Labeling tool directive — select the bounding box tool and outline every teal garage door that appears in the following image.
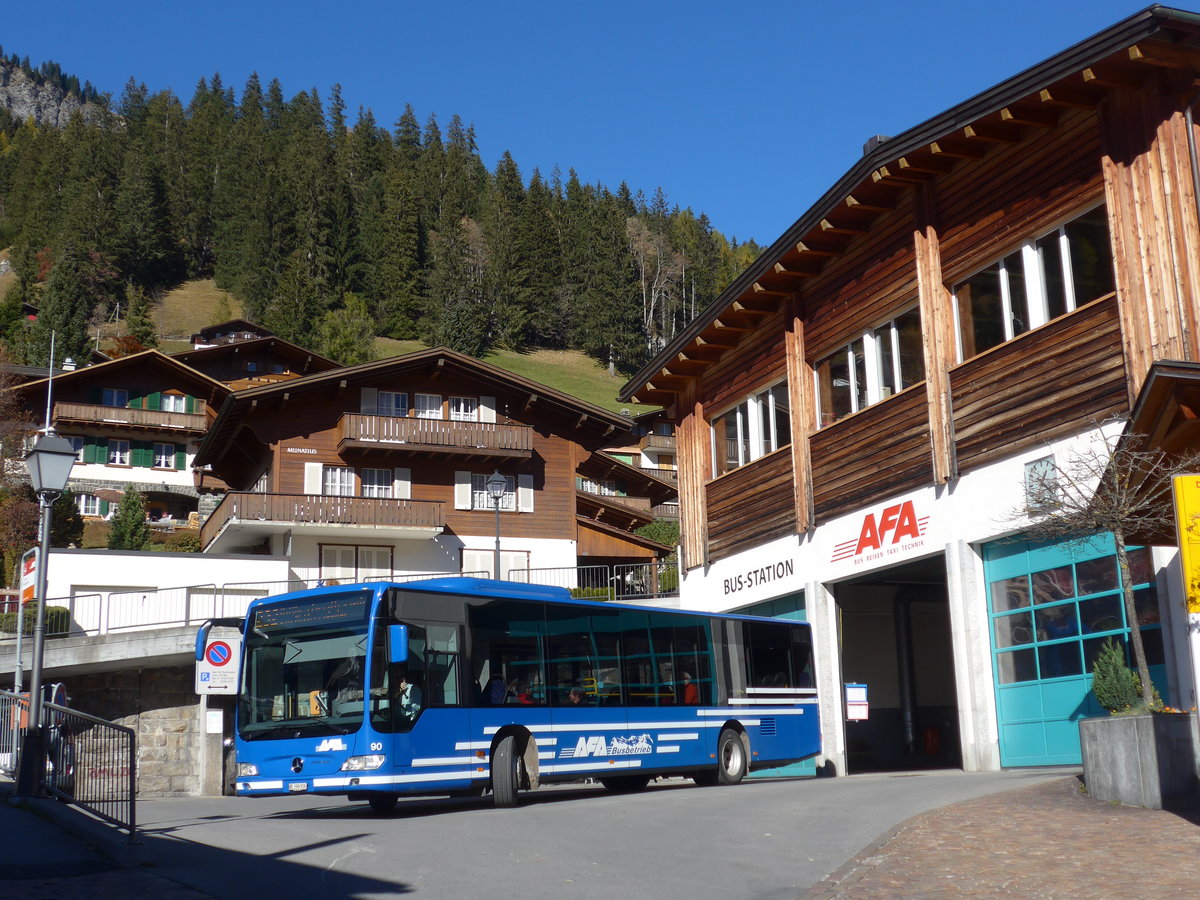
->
[984,535,1166,767]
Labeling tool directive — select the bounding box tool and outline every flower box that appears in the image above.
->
[1079,712,1198,808]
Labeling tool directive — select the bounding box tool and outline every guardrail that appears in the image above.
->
[1,689,138,843]
[511,562,680,602]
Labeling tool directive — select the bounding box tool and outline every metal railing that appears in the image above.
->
[1,690,137,842]
[511,561,680,602]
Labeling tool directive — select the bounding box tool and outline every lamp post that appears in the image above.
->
[15,431,77,796]
[485,471,507,580]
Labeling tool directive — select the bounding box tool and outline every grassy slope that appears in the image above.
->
[145,281,641,413]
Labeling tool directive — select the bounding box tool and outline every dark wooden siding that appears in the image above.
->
[701,308,789,415]
[950,294,1127,472]
[809,384,933,521]
[705,447,795,562]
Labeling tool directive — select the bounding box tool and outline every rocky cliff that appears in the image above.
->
[0,60,102,127]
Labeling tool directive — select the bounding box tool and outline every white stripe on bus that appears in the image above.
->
[656,732,699,741]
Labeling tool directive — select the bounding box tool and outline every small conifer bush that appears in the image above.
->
[1092,638,1140,713]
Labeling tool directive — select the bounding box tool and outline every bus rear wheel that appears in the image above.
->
[600,774,651,792]
[491,734,523,808]
[367,793,398,813]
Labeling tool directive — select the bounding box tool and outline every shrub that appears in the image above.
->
[0,603,71,637]
[164,531,202,553]
[1092,638,1140,713]
[570,586,613,601]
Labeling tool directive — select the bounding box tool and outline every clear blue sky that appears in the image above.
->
[1,1,1169,244]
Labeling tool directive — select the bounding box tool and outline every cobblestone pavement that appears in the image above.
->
[805,775,1200,899]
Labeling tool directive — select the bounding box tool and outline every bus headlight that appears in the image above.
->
[341,755,386,771]
[236,762,260,777]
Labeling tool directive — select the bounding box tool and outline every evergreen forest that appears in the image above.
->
[0,60,763,372]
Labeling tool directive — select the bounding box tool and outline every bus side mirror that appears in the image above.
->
[195,621,213,660]
[387,624,408,664]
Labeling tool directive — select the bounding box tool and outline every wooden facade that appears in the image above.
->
[195,348,671,564]
[620,9,1200,568]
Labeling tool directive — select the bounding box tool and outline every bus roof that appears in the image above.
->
[244,577,809,627]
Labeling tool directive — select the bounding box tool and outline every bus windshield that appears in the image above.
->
[239,590,372,741]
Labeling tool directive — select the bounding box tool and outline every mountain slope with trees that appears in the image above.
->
[0,56,762,374]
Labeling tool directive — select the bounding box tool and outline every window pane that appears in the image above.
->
[1078,594,1122,634]
[415,394,441,419]
[1035,604,1079,641]
[1133,586,1161,627]
[957,265,1005,357]
[1140,627,1165,666]
[770,384,790,450]
[851,337,868,412]
[1076,557,1117,596]
[1038,641,1082,679]
[894,307,924,388]
[361,468,392,498]
[991,576,1030,611]
[378,391,408,417]
[1039,231,1069,320]
[1126,547,1153,586]
[1065,207,1114,305]
[1031,566,1074,604]
[828,351,853,421]
[1004,251,1029,336]
[994,612,1033,648]
[323,467,355,497]
[997,648,1037,684]
[875,321,897,396]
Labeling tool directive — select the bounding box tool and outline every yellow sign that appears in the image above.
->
[1172,475,1200,614]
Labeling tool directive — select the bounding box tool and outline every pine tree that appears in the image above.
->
[424,212,490,356]
[107,488,151,550]
[125,284,157,347]
[32,244,110,365]
[483,152,531,350]
[316,293,377,365]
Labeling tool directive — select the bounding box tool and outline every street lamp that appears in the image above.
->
[15,431,77,796]
[485,471,507,580]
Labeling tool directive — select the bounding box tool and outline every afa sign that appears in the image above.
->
[831,500,929,566]
[195,636,241,695]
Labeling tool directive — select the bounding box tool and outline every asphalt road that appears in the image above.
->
[122,769,1068,899]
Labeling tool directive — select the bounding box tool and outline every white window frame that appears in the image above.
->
[816,307,922,426]
[450,396,478,422]
[320,543,393,582]
[153,442,176,469]
[378,390,408,417]
[415,393,442,419]
[108,439,130,466]
[322,465,355,497]
[76,493,100,516]
[471,473,516,511]
[953,202,1110,362]
[711,379,790,476]
[160,394,187,413]
[360,467,393,498]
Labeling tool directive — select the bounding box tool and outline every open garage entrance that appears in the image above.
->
[834,555,960,773]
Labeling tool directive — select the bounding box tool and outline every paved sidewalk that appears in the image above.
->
[805,776,1200,899]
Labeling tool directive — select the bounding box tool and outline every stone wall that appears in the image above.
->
[71,665,203,797]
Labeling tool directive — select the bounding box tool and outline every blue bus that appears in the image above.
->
[197,577,821,811]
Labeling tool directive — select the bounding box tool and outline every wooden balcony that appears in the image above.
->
[338,413,533,459]
[54,401,207,434]
[201,492,445,551]
[639,432,676,452]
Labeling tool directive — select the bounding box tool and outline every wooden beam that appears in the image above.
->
[749,284,788,299]
[1000,105,1057,127]
[872,165,927,186]
[1128,41,1200,70]
[898,155,953,175]
[712,318,753,333]
[736,295,777,312]
[1038,86,1097,109]
[681,344,728,360]
[695,333,740,348]
[930,139,988,159]
[963,123,1022,144]
[794,241,842,258]
[1082,65,1143,89]
[845,193,894,213]
[819,218,867,236]
[773,261,820,278]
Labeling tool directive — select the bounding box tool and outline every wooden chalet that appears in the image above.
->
[171,335,342,389]
[620,6,1200,774]
[194,347,672,584]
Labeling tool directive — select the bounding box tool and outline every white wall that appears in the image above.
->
[46,549,290,600]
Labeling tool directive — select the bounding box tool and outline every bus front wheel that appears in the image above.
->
[367,793,398,813]
[695,728,747,786]
[491,734,522,808]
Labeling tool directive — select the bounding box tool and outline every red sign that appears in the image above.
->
[19,549,37,604]
[832,501,929,563]
[205,641,233,667]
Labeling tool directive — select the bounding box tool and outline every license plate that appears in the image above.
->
[288,783,308,792]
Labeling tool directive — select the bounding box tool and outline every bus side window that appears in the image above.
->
[744,621,799,688]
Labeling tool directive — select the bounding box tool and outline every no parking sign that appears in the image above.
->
[195,636,242,695]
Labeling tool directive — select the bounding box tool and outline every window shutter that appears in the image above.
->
[133,441,153,467]
[128,395,143,409]
[175,447,187,471]
[146,392,161,411]
[479,395,497,423]
[518,474,534,512]
[185,395,197,414]
[360,387,378,414]
[454,471,472,509]
[303,462,324,495]
[393,467,411,500]
[99,499,110,516]
[82,439,98,464]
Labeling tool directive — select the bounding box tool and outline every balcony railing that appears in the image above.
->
[201,492,445,547]
[639,433,676,451]
[339,414,533,457]
[54,401,206,433]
